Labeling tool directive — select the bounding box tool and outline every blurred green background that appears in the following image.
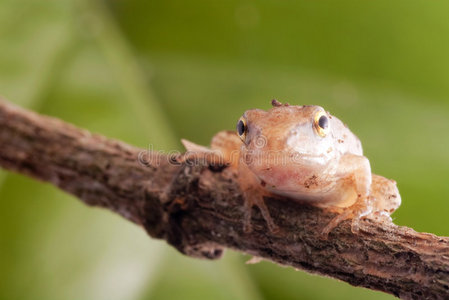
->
[1,0,448,299]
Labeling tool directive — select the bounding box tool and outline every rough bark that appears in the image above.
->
[0,99,448,299]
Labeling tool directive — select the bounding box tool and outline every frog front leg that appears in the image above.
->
[238,160,279,233]
[212,131,278,232]
[322,154,373,236]
[180,131,278,233]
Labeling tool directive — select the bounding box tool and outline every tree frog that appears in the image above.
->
[181,100,401,235]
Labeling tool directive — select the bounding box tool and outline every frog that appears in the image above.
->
[180,100,401,235]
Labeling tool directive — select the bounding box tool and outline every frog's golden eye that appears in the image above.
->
[314,111,330,137]
[236,117,247,142]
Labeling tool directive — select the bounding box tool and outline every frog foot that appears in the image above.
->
[178,139,226,166]
[321,196,373,238]
[243,189,279,233]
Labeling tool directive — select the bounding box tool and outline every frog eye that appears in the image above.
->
[236,117,247,142]
[314,111,330,137]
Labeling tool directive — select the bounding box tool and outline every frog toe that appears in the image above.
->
[243,191,279,233]
[321,199,373,237]
[321,209,353,238]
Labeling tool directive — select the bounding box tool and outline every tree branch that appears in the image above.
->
[0,99,448,299]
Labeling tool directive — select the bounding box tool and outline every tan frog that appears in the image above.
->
[181,100,401,235]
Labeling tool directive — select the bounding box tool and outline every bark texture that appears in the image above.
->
[0,99,448,299]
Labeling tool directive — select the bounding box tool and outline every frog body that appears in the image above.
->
[182,100,401,234]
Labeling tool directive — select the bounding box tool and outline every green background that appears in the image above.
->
[1,0,448,299]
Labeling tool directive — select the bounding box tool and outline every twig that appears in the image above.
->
[0,99,448,299]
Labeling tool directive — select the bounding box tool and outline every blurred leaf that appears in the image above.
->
[142,251,262,300]
[0,0,73,107]
[75,0,178,150]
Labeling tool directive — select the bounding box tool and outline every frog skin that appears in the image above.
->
[181,100,401,235]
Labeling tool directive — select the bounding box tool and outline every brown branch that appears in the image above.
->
[0,99,448,299]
